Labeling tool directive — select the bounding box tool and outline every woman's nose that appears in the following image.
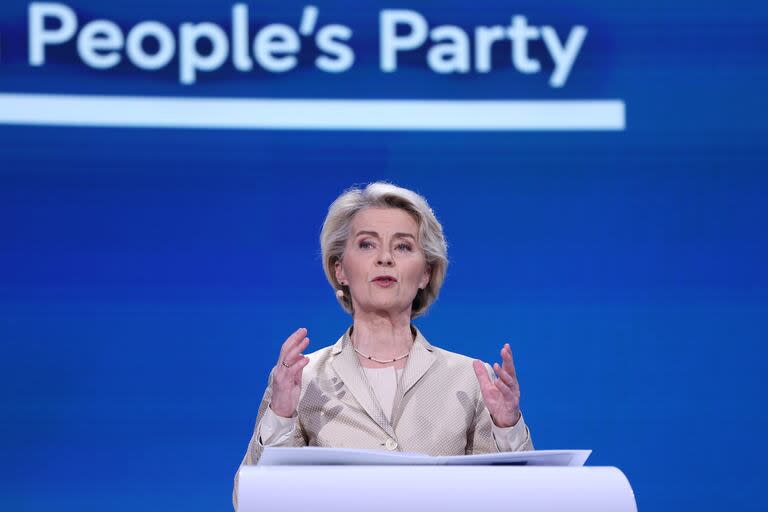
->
[377,250,394,266]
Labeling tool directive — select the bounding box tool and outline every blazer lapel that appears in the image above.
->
[330,328,396,438]
[391,327,436,425]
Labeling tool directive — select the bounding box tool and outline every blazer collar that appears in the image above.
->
[330,325,437,436]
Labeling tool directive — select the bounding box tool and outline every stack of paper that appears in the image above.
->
[259,446,590,466]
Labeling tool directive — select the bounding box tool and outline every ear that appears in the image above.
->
[419,264,431,290]
[334,259,346,284]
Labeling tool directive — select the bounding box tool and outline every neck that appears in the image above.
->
[350,313,414,365]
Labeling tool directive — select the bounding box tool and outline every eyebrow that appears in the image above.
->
[354,230,416,240]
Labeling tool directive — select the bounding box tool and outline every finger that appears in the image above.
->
[278,327,308,362]
[501,343,517,378]
[472,360,493,391]
[492,374,518,402]
[282,337,310,366]
[493,362,519,390]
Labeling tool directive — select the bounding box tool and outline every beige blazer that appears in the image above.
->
[233,326,533,509]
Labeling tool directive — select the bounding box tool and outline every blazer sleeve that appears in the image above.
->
[465,363,534,454]
[232,369,307,511]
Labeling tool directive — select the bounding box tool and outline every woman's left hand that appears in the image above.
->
[472,343,521,428]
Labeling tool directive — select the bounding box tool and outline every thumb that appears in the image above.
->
[473,360,492,390]
[292,356,310,383]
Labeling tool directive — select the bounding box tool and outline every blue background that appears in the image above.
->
[1,1,766,510]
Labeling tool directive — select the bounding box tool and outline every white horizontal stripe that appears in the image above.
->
[0,94,625,130]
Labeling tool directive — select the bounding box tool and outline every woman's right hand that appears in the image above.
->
[269,327,311,418]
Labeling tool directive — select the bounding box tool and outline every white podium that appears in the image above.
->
[238,465,637,512]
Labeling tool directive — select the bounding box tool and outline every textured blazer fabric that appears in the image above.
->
[233,326,534,509]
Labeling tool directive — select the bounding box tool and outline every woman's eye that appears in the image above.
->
[358,240,412,251]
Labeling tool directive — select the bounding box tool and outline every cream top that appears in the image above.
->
[361,366,404,422]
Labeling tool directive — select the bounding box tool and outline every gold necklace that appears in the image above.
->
[352,345,411,364]
[353,346,410,364]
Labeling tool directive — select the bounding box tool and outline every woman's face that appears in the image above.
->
[335,207,431,317]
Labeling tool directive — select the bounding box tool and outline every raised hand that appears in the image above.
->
[472,343,521,428]
[269,327,311,418]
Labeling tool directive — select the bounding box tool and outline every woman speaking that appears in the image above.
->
[233,182,533,508]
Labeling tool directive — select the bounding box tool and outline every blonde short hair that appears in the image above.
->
[320,182,448,319]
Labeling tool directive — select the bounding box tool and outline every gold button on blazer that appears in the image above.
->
[233,326,533,509]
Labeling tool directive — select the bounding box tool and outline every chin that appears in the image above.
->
[360,301,407,313]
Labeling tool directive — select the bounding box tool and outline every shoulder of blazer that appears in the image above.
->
[429,344,482,371]
[300,342,336,375]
